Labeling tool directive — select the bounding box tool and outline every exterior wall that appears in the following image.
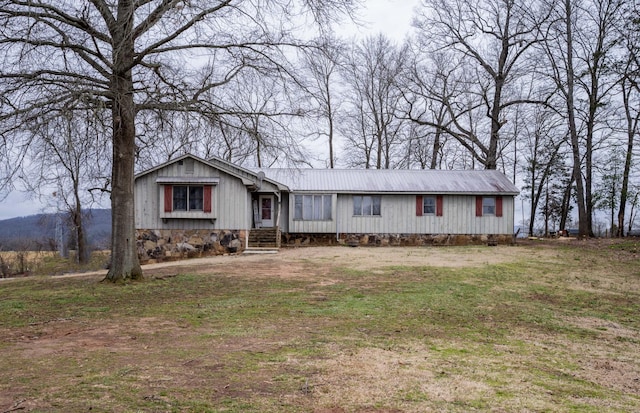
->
[348,194,514,235]
[278,193,290,232]
[135,159,251,230]
[136,228,245,263]
[288,194,515,235]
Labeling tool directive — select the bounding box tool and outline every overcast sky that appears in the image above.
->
[341,0,418,41]
[0,1,419,221]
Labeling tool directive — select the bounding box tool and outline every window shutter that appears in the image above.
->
[416,195,423,216]
[436,195,443,216]
[496,196,503,217]
[476,196,483,217]
[164,186,173,213]
[203,185,212,213]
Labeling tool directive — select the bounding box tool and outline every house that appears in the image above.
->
[134,154,519,260]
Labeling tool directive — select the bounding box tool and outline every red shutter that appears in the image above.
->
[496,196,503,217]
[203,185,212,213]
[436,195,443,216]
[476,196,483,217]
[416,195,423,216]
[164,185,173,213]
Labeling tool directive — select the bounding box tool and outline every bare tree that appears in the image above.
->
[541,0,627,237]
[300,36,347,168]
[341,34,409,169]
[574,0,625,236]
[541,0,589,236]
[521,104,568,236]
[0,1,357,282]
[616,5,640,236]
[413,0,554,170]
[22,109,110,263]
[402,49,464,169]
[135,110,204,170]
[214,70,311,168]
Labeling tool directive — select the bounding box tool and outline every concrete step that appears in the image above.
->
[243,248,279,255]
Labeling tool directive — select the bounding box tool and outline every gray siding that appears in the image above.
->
[278,193,290,232]
[135,159,252,230]
[331,194,514,235]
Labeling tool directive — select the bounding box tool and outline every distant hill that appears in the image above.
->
[0,209,111,251]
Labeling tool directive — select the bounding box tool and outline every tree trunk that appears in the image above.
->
[73,183,88,264]
[618,79,637,236]
[326,76,335,169]
[430,128,441,170]
[487,72,505,171]
[559,170,575,232]
[564,0,588,237]
[106,0,142,282]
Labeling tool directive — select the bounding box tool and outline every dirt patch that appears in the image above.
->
[47,244,558,282]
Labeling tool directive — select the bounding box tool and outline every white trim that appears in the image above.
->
[156,176,220,184]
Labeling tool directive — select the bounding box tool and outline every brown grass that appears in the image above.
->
[1,240,639,412]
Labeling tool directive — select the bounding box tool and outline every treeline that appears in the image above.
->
[0,210,111,252]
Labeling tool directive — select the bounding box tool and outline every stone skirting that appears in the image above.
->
[136,229,245,263]
[282,233,515,247]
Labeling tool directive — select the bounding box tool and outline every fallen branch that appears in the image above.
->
[2,399,26,413]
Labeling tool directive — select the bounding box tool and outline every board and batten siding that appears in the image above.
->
[279,193,290,232]
[135,160,251,230]
[330,194,514,235]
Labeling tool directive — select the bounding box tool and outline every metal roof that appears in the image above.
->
[259,168,520,195]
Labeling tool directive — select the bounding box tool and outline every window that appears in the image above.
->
[416,195,443,216]
[294,194,332,220]
[482,196,496,215]
[173,185,203,211]
[353,195,381,216]
[164,185,212,213]
[423,196,436,214]
[475,196,503,217]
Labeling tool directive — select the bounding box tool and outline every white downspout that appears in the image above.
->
[276,191,282,248]
[275,191,281,228]
[245,192,249,250]
[335,195,339,242]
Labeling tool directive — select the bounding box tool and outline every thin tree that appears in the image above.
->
[401,50,460,169]
[521,105,567,236]
[23,109,110,263]
[542,0,589,236]
[616,5,640,236]
[300,36,346,168]
[341,34,408,169]
[574,0,625,236]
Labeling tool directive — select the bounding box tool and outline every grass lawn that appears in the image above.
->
[1,241,639,412]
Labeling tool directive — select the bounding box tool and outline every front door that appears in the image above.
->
[259,195,274,227]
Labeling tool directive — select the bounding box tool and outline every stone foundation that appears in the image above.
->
[282,233,514,247]
[136,229,245,263]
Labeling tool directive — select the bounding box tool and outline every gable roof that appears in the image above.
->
[135,154,519,195]
[134,154,287,191]
[257,168,519,195]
